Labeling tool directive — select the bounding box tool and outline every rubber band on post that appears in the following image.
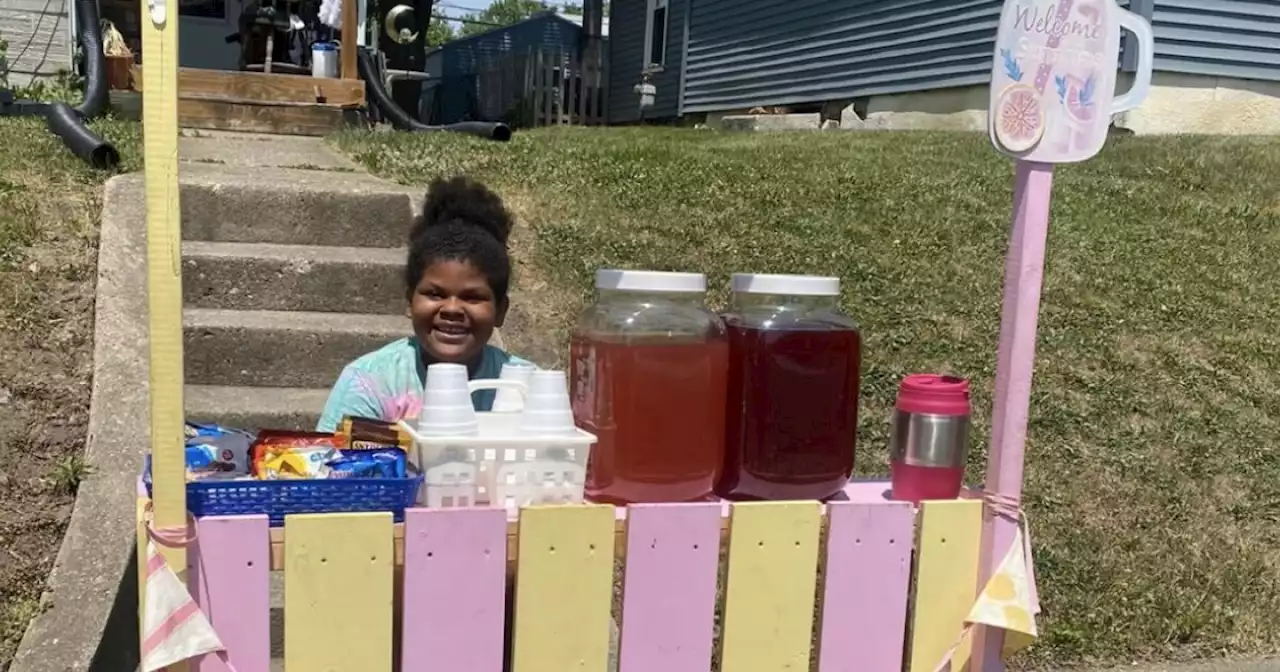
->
[143,500,198,548]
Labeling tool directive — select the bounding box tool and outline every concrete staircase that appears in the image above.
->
[176,132,415,431]
[10,131,438,672]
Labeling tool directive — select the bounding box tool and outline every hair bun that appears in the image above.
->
[411,176,514,245]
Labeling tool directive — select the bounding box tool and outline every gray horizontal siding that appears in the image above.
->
[607,0,644,121]
[0,0,71,86]
[607,0,684,122]
[1149,0,1280,82]
[681,0,1003,114]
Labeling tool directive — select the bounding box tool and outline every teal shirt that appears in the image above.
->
[316,338,532,432]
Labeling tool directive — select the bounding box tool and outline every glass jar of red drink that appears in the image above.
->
[716,273,862,501]
[570,270,728,504]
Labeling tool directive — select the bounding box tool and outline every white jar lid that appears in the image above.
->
[595,269,707,293]
[731,273,840,296]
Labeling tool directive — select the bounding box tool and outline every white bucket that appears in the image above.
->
[311,42,339,79]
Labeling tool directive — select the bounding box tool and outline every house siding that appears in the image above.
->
[607,0,685,122]
[0,0,71,87]
[1148,0,1280,82]
[681,0,1004,114]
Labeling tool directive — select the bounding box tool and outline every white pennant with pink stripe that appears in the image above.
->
[141,540,228,672]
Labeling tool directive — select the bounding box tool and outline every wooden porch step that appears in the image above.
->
[118,66,367,136]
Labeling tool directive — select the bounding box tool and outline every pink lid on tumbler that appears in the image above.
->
[894,374,971,416]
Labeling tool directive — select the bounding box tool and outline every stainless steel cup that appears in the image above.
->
[888,409,970,469]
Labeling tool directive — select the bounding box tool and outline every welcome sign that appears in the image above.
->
[988,0,1154,163]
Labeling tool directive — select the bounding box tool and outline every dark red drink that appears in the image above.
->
[572,336,728,503]
[717,321,861,500]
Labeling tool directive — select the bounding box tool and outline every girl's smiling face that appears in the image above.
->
[408,259,507,365]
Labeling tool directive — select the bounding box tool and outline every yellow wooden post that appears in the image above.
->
[139,0,187,666]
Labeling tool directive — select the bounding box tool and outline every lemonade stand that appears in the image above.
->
[135,0,1154,669]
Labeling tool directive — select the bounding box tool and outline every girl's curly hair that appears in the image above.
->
[405,176,514,301]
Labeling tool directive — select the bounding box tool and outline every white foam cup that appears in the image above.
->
[492,362,536,412]
[417,363,479,437]
[520,369,577,436]
[424,362,470,393]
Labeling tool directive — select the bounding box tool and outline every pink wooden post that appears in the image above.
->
[401,507,509,672]
[978,0,1154,666]
[818,501,914,672]
[618,503,722,672]
[188,515,271,672]
[971,160,1053,667]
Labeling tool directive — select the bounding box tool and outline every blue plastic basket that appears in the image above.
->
[143,456,423,525]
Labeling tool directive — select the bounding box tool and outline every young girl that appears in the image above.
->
[316,176,532,432]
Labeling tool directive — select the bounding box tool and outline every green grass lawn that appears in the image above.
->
[335,127,1280,668]
[0,117,139,666]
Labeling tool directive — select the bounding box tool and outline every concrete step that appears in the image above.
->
[183,241,406,314]
[184,308,409,388]
[178,162,416,248]
[186,384,329,431]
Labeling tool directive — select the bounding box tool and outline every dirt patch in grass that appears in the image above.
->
[494,190,588,368]
[0,118,139,668]
[334,127,1280,669]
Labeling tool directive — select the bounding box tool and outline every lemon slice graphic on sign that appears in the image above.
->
[995,83,1045,153]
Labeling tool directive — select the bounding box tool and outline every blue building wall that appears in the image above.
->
[606,0,1280,120]
[680,0,1004,114]
[426,13,584,124]
[1146,0,1280,82]
[607,0,687,123]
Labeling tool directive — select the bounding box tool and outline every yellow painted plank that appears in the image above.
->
[140,0,187,591]
[908,500,984,672]
[284,513,395,671]
[511,505,616,672]
[720,501,823,672]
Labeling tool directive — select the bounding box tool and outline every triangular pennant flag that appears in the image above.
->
[965,526,1039,659]
[140,541,227,672]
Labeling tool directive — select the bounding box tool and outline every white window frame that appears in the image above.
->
[643,0,669,69]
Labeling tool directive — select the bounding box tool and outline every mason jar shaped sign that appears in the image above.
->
[988,0,1154,163]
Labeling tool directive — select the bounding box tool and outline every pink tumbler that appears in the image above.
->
[889,374,971,504]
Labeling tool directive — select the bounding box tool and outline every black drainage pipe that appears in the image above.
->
[356,49,512,142]
[47,102,120,169]
[72,0,110,119]
[0,0,119,169]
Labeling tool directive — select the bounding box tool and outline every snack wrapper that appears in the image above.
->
[325,447,407,479]
[251,431,345,479]
[339,416,412,451]
[184,422,255,481]
[258,445,339,479]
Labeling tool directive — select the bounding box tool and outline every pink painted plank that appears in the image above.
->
[188,515,271,672]
[618,503,722,672]
[401,507,508,672]
[818,501,914,672]
[842,479,894,504]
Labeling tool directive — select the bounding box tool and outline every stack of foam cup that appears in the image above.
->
[417,363,480,437]
[520,370,578,437]
[492,362,536,412]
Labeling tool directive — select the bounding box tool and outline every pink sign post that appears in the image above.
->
[976,1,1153,668]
